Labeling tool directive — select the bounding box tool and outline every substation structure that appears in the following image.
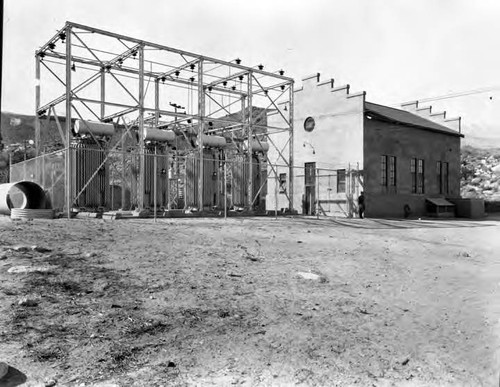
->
[26,21,294,217]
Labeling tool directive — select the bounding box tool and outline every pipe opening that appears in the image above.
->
[0,181,48,215]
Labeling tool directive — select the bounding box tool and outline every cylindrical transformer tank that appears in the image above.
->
[74,120,115,136]
[251,140,269,152]
[223,139,269,153]
[195,135,227,148]
[144,127,176,142]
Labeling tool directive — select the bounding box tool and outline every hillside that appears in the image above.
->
[0,111,65,183]
[1,111,66,148]
[1,112,36,144]
[461,145,500,201]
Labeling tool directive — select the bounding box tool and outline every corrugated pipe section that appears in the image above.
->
[0,181,50,216]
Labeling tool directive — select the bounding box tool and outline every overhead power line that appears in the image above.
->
[399,85,500,106]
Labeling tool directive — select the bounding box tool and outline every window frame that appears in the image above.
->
[380,155,388,186]
[337,169,346,193]
[279,173,287,194]
[389,156,396,186]
[304,162,316,186]
[443,161,449,195]
[437,161,442,194]
[417,159,425,194]
[411,158,417,193]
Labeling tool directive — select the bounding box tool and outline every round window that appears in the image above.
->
[304,117,315,132]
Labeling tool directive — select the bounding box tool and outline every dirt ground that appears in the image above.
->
[0,215,499,387]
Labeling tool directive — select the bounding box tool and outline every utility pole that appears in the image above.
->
[169,102,185,125]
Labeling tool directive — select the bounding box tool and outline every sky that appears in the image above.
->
[2,0,500,142]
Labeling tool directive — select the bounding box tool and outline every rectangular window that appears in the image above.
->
[437,161,442,194]
[411,158,417,193]
[279,173,287,194]
[389,156,396,186]
[337,169,346,193]
[380,155,388,186]
[443,162,449,194]
[304,162,316,186]
[417,159,425,194]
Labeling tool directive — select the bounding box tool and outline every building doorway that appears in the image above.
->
[304,162,316,215]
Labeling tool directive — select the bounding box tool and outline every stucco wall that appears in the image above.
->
[266,74,365,215]
[363,117,461,218]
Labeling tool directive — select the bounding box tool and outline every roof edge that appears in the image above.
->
[365,101,464,138]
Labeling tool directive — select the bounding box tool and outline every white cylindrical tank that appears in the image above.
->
[195,135,227,148]
[74,120,115,136]
[251,140,269,152]
[144,127,176,142]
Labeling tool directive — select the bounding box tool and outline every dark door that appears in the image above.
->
[304,162,316,215]
[304,186,315,215]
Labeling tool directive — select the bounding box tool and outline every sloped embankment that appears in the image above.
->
[460,146,500,203]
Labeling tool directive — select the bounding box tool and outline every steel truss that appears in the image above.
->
[35,22,294,217]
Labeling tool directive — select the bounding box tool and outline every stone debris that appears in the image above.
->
[18,297,39,307]
[31,245,52,253]
[12,245,31,252]
[0,362,8,379]
[7,265,55,274]
[461,148,500,200]
[297,272,322,281]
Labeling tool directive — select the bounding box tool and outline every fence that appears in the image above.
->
[10,147,362,217]
[267,164,363,217]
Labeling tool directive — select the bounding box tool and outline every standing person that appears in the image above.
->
[357,191,365,219]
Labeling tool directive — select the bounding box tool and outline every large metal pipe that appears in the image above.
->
[74,120,115,136]
[221,139,269,152]
[194,135,227,148]
[250,140,269,152]
[144,127,176,142]
[0,181,48,215]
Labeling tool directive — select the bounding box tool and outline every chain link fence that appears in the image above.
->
[10,146,362,217]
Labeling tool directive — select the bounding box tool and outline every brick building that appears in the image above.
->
[267,73,463,218]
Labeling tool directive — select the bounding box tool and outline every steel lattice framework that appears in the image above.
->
[34,21,294,217]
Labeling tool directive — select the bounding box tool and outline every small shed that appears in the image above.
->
[426,198,455,218]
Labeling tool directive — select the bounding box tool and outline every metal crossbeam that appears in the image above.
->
[35,21,295,214]
[156,58,200,80]
[44,21,294,82]
[38,70,102,113]
[40,51,246,97]
[204,70,249,89]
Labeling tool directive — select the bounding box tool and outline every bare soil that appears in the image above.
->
[0,216,499,386]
